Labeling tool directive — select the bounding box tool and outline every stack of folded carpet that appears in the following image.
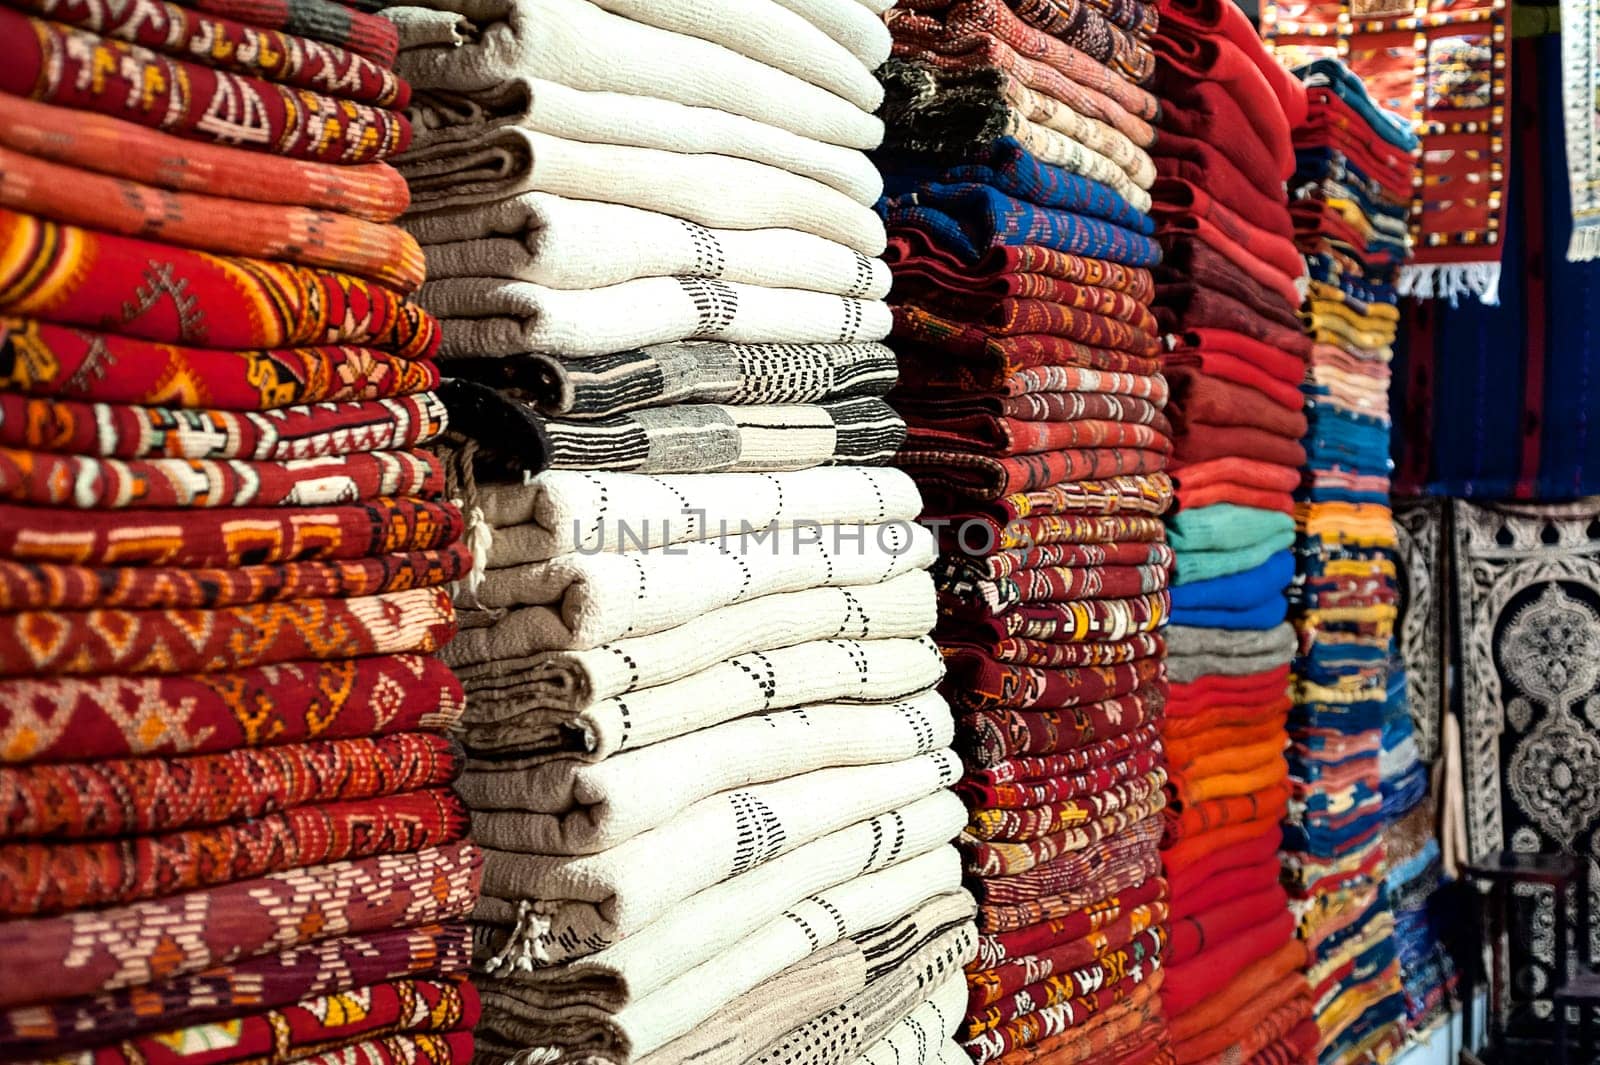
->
[0,1,484,1062]
[1280,57,1417,1065]
[1140,2,1318,1062]
[381,3,977,1064]
[873,1,1180,1062]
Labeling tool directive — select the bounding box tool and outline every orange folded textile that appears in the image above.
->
[1163,695,1293,738]
[1161,815,1283,875]
[1172,736,1286,777]
[1168,938,1308,1044]
[990,970,1167,1065]
[0,93,408,223]
[1164,780,1291,841]
[1170,754,1289,805]
[1163,715,1288,766]
[0,146,423,292]
[1174,987,1311,1064]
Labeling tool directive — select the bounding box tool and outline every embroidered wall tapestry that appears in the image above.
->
[1393,497,1446,765]
[1561,0,1600,259]
[1261,0,1511,302]
[1453,497,1600,1027]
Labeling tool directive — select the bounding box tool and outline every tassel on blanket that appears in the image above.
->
[1397,260,1503,305]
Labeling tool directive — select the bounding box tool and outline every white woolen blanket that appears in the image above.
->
[853,976,968,1065]
[420,276,891,357]
[458,520,933,650]
[413,197,890,296]
[472,749,962,964]
[462,688,955,851]
[405,79,881,204]
[479,467,925,564]
[398,128,885,254]
[459,636,945,761]
[387,0,883,149]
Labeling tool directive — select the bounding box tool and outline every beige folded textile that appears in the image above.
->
[852,973,968,1065]
[584,0,882,110]
[750,904,976,1065]
[458,519,933,649]
[638,942,866,1065]
[479,467,924,564]
[450,565,934,690]
[772,0,892,64]
[463,689,956,851]
[459,635,946,759]
[472,750,962,961]
[410,194,891,296]
[387,0,884,149]
[421,276,891,357]
[404,79,880,203]
[475,843,964,1063]
[397,129,885,254]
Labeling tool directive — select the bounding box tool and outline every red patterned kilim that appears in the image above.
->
[963,792,1167,877]
[0,586,456,677]
[0,788,468,914]
[967,769,1167,840]
[961,684,1166,766]
[981,632,1165,668]
[906,416,1172,457]
[292,1031,475,1065]
[0,924,471,1058]
[2,733,463,838]
[0,842,481,1007]
[3,393,447,460]
[0,497,463,567]
[0,656,464,764]
[961,958,1165,1062]
[975,875,1167,964]
[0,213,439,350]
[0,10,410,163]
[965,928,1168,1036]
[0,448,444,509]
[164,0,400,67]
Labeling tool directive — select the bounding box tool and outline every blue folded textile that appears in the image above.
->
[1170,549,1295,608]
[877,183,1163,267]
[1296,57,1420,150]
[1171,597,1290,630]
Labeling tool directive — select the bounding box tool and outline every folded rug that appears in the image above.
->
[2,733,462,839]
[939,559,1172,613]
[961,957,1162,1063]
[0,212,438,349]
[77,976,478,1065]
[0,496,462,568]
[898,446,1170,499]
[0,11,409,163]
[975,632,1166,669]
[398,129,883,255]
[415,204,887,303]
[535,397,904,473]
[0,924,472,1058]
[973,874,1165,966]
[0,323,439,411]
[423,277,889,357]
[478,466,921,564]
[637,941,867,1065]
[0,656,462,764]
[451,568,934,702]
[960,686,1164,768]
[965,768,1166,841]
[0,586,455,677]
[879,184,1160,264]
[0,787,467,915]
[749,906,977,1065]
[453,342,895,422]
[151,0,400,66]
[474,751,961,962]
[459,635,944,761]
[1165,623,1296,683]
[6,394,448,462]
[293,1031,471,1065]
[964,927,1165,1036]
[464,690,954,851]
[958,722,1163,805]
[458,519,931,648]
[388,0,883,149]
[405,78,880,204]
[854,972,968,1065]
[476,855,964,1065]
[0,146,423,290]
[886,227,1155,299]
[19,0,407,105]
[0,447,443,510]
[962,792,1166,877]
[953,590,1170,642]
[945,655,1166,712]
[0,842,482,1008]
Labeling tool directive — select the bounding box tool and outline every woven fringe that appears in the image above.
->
[1397,261,1503,306]
[440,438,491,603]
[1569,222,1600,262]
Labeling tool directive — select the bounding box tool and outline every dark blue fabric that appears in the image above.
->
[1296,58,1420,150]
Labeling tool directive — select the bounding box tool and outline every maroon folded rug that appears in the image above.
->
[959,684,1166,766]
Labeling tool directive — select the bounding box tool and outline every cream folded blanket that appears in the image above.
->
[491,342,898,420]
[750,905,976,1065]
[472,749,962,962]
[474,790,964,984]
[853,974,968,1065]
[459,635,945,759]
[584,0,881,111]
[636,943,866,1065]
[464,690,955,851]
[398,129,885,254]
[453,571,937,709]
[421,276,891,357]
[480,467,924,564]
[405,79,881,203]
[458,519,932,649]
[411,194,890,296]
[387,0,883,149]
[770,0,892,64]
[476,842,964,1063]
